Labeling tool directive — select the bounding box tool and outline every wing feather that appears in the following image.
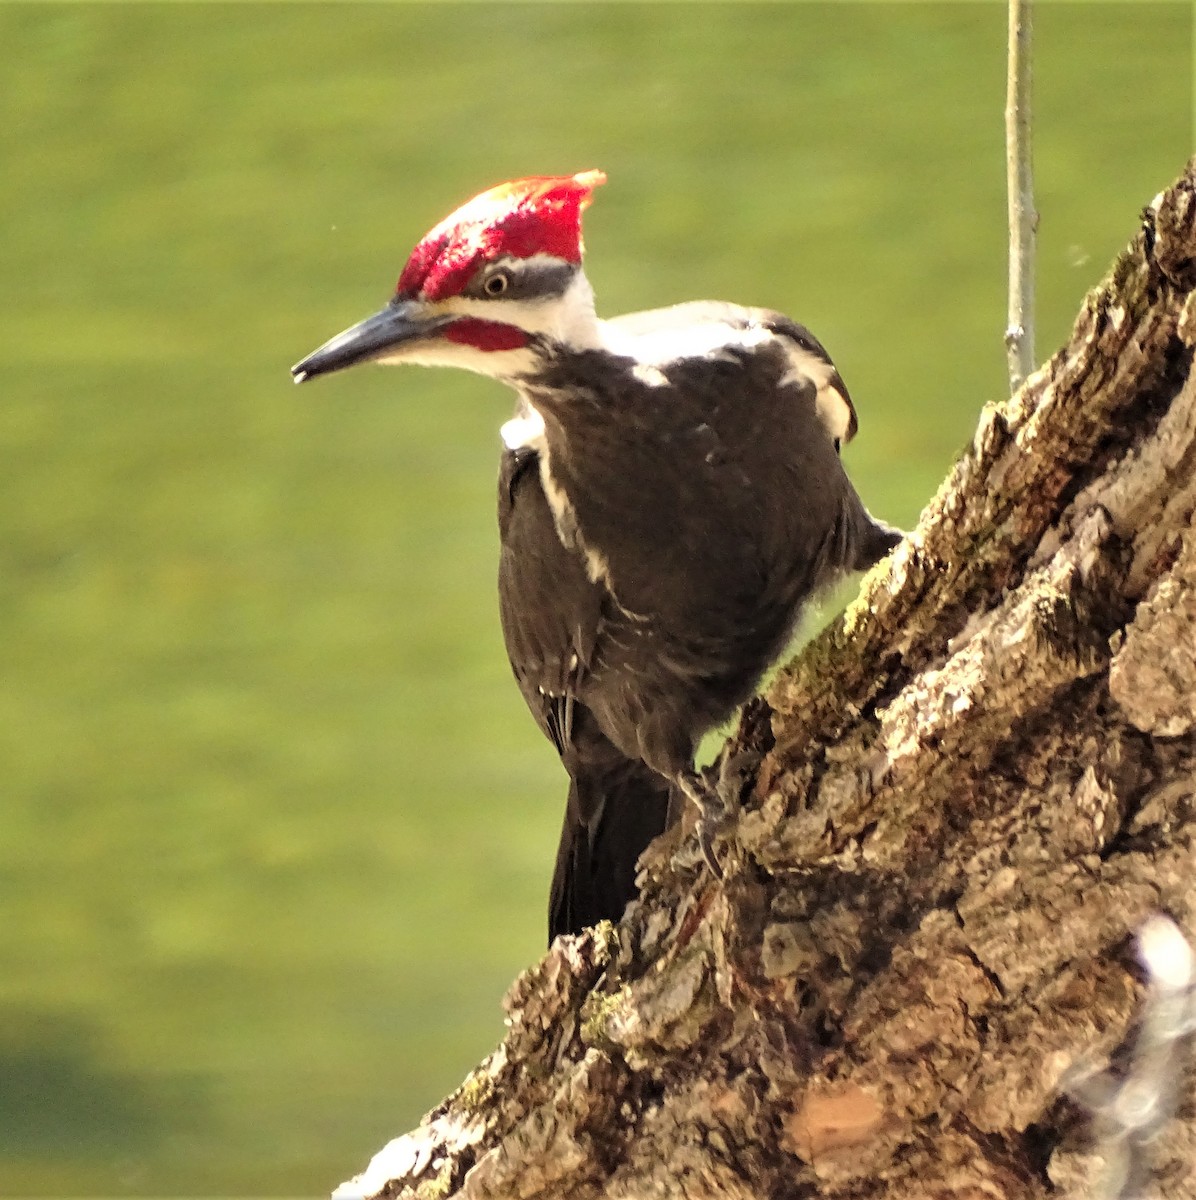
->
[497,445,604,755]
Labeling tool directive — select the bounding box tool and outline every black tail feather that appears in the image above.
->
[548,754,672,943]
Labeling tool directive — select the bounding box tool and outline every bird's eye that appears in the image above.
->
[484,272,511,297]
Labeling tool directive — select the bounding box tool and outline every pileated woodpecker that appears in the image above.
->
[292,171,899,943]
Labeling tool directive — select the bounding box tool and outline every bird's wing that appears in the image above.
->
[606,301,858,446]
[758,311,858,446]
[497,445,606,756]
[499,446,675,941]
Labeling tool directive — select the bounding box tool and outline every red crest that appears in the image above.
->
[396,171,606,301]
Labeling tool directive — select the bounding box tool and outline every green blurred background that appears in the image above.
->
[0,2,1189,1195]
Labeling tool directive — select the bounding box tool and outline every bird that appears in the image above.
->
[292,170,900,943]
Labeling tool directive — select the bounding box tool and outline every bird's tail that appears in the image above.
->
[548,748,673,944]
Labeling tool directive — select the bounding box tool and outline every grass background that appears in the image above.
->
[0,2,1190,1194]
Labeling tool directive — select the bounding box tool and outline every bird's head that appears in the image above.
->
[292,170,606,385]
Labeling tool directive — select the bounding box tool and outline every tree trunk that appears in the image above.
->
[336,161,1196,1200]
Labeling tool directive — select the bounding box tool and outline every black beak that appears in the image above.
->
[291,299,448,383]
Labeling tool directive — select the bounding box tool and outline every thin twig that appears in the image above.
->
[1005,0,1038,392]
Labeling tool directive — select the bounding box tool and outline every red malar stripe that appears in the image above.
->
[443,318,529,352]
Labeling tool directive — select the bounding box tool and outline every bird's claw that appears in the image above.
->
[679,771,731,879]
[697,815,725,879]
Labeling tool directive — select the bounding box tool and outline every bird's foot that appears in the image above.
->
[677,770,731,880]
[697,816,725,880]
[718,746,762,802]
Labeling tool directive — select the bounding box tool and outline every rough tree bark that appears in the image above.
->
[336,162,1196,1200]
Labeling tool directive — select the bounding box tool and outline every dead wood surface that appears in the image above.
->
[335,162,1196,1200]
